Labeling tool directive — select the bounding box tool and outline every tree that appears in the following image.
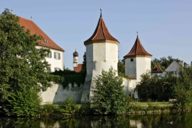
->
[0,9,51,116]
[174,66,192,110]
[136,73,177,101]
[152,56,181,70]
[92,68,127,115]
[118,60,125,76]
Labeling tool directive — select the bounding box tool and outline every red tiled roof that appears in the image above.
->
[152,64,163,73]
[124,36,151,58]
[18,17,64,51]
[84,15,119,45]
[74,64,83,73]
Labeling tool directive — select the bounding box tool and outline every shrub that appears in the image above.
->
[93,68,127,115]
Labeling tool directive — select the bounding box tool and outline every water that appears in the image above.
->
[1,113,192,128]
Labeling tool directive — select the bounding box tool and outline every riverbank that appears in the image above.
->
[38,101,192,118]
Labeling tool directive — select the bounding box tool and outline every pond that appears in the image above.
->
[1,113,192,128]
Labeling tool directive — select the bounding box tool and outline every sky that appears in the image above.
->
[1,0,192,69]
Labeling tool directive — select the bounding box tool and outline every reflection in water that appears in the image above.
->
[1,113,192,128]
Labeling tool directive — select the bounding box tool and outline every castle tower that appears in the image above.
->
[73,50,79,68]
[124,35,152,81]
[81,12,119,102]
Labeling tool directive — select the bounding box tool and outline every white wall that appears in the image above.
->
[125,58,136,78]
[86,42,118,78]
[39,83,83,104]
[125,56,151,81]
[136,56,151,81]
[36,46,64,72]
[83,42,118,102]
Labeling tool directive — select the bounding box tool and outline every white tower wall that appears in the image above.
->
[73,56,78,67]
[125,56,151,81]
[82,42,118,102]
[125,57,136,78]
[136,56,151,81]
[86,42,118,79]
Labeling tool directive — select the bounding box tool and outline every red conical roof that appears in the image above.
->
[124,36,151,58]
[18,17,64,51]
[84,14,118,45]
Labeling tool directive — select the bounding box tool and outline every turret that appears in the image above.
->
[81,11,119,102]
[124,35,152,81]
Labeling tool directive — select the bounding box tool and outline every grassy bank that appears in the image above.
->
[128,102,173,115]
[39,101,192,118]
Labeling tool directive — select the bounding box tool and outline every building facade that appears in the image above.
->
[18,17,64,72]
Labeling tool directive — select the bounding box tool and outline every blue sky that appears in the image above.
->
[1,0,192,69]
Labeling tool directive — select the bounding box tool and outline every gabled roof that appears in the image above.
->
[165,61,181,72]
[124,36,151,58]
[152,64,163,73]
[18,17,64,51]
[84,14,118,45]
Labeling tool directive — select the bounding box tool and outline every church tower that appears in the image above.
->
[81,12,119,102]
[124,35,152,81]
[73,50,79,68]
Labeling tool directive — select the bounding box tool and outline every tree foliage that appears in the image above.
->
[152,56,181,70]
[93,69,127,115]
[118,60,125,77]
[136,74,177,101]
[0,9,51,116]
[174,66,192,109]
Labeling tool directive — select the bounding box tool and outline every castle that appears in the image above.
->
[18,13,152,104]
[74,13,152,102]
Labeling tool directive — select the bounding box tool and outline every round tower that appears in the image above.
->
[124,35,152,82]
[73,50,79,68]
[81,12,119,102]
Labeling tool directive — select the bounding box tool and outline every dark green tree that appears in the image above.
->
[136,73,177,101]
[174,66,192,110]
[93,68,127,115]
[118,60,125,76]
[0,9,51,116]
[152,56,181,70]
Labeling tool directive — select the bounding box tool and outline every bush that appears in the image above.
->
[93,68,127,115]
[136,74,177,101]
[60,98,78,114]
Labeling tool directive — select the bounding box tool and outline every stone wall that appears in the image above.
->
[39,82,83,104]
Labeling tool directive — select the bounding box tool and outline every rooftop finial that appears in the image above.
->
[100,8,102,18]
[136,31,139,36]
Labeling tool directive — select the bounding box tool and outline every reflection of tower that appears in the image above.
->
[73,50,79,68]
[81,12,119,103]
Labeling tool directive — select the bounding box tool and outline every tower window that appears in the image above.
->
[130,58,134,62]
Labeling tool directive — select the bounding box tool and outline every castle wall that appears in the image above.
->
[39,82,83,104]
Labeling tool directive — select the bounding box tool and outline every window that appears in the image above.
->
[54,52,61,60]
[130,58,134,62]
[47,51,52,58]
